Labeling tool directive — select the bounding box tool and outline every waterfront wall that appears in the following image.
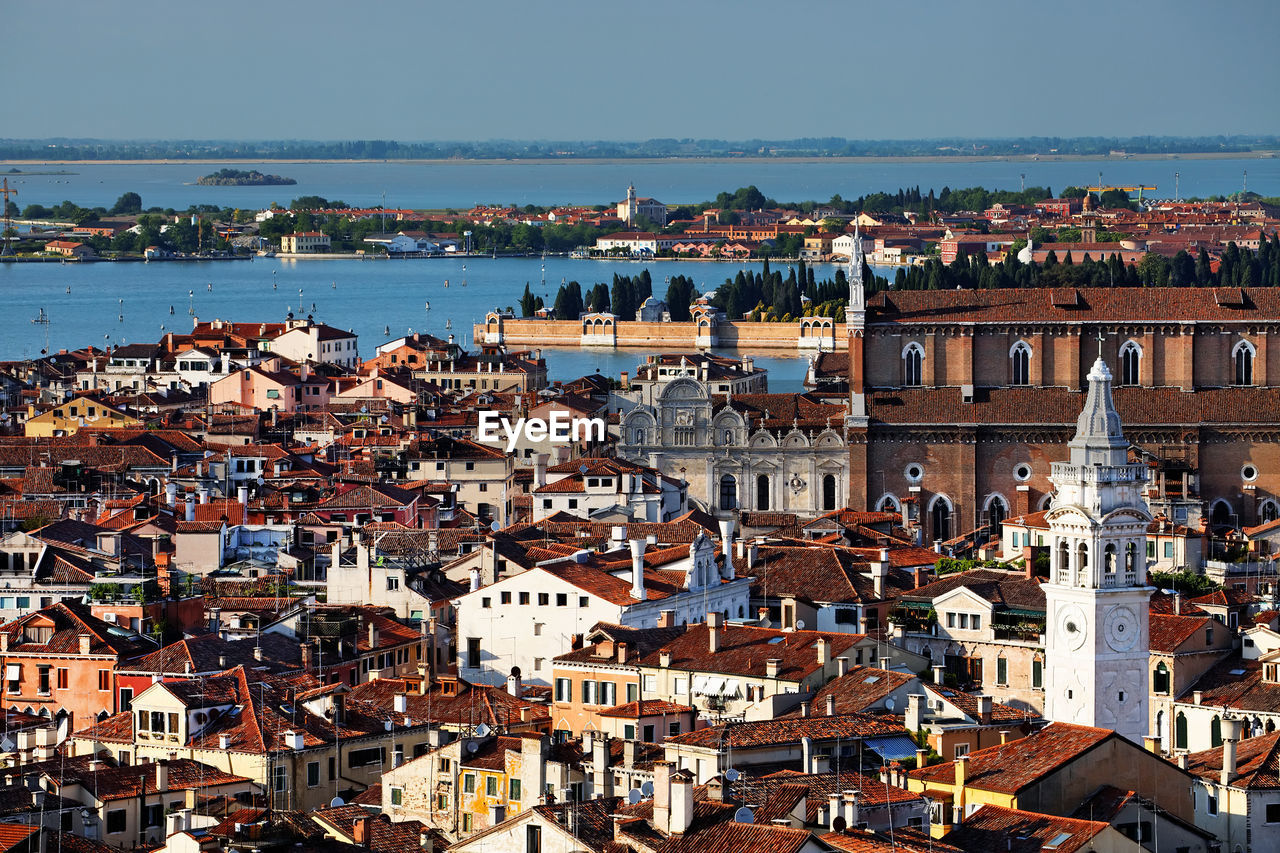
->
[474,317,847,351]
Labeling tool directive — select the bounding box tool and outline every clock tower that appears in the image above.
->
[1043,355,1152,741]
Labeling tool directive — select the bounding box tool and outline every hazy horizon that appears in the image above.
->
[11,0,1279,141]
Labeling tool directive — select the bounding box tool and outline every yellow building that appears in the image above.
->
[380,732,579,843]
[905,722,1196,837]
[25,397,140,437]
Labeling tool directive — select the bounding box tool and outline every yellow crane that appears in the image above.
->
[1087,184,1157,204]
[0,178,16,256]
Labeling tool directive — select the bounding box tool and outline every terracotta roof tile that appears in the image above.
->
[909,722,1113,794]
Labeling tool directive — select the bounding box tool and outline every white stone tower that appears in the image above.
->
[1043,355,1152,741]
[844,220,868,425]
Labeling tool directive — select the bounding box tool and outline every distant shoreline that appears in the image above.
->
[2,151,1277,167]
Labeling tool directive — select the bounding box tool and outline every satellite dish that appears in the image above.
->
[733,807,755,824]
[466,740,478,753]
[578,464,589,474]
[329,797,345,808]
[490,521,501,532]
[360,406,369,414]
[384,720,393,731]
[255,476,265,485]
[380,415,389,423]
[627,789,642,805]
[832,815,847,832]
[795,619,806,630]
[725,768,740,782]
[475,723,492,737]
[885,698,895,711]
[641,781,654,796]
[760,619,772,629]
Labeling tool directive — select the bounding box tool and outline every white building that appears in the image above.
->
[269,318,359,368]
[1043,356,1153,742]
[616,184,667,228]
[456,532,749,686]
[532,457,687,523]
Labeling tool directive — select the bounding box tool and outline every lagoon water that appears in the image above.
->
[3,154,1274,391]
[0,256,852,391]
[7,156,1277,212]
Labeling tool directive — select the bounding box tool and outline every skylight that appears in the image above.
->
[1044,832,1073,849]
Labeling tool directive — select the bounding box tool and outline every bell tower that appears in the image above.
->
[845,220,868,425]
[1043,355,1152,741]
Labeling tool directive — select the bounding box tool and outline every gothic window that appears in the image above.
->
[756,474,770,511]
[1010,342,1031,386]
[903,343,923,387]
[1153,662,1170,694]
[823,475,838,512]
[929,496,952,544]
[1120,341,1141,386]
[1260,500,1279,524]
[1211,500,1233,527]
[1175,712,1188,750]
[877,494,900,515]
[1211,715,1223,748]
[719,475,737,511]
[1233,341,1254,386]
[985,495,1008,535]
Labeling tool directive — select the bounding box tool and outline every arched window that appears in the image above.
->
[719,475,738,511]
[903,343,923,387]
[1153,662,1170,694]
[1211,715,1223,747]
[823,474,838,511]
[877,494,901,515]
[930,496,952,543]
[1234,340,1255,386]
[756,474,770,511]
[985,495,1008,535]
[1104,543,1117,576]
[1260,500,1279,524]
[1211,500,1234,527]
[1010,342,1031,386]
[1121,341,1142,386]
[1175,712,1188,750]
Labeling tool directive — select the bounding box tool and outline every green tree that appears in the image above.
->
[110,192,143,215]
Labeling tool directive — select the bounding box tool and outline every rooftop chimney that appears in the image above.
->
[707,612,721,653]
[506,669,523,699]
[871,548,889,598]
[826,694,836,716]
[669,769,694,835]
[717,518,735,580]
[816,638,830,667]
[976,695,993,725]
[629,539,647,601]
[906,693,925,732]
[155,759,169,792]
[931,664,946,685]
[766,658,781,678]
[953,755,969,825]
[1222,718,1242,785]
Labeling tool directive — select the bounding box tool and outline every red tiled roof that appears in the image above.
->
[942,804,1109,853]
[597,699,694,719]
[1186,731,1280,790]
[909,722,1115,794]
[1148,614,1211,653]
[636,624,861,683]
[666,713,904,749]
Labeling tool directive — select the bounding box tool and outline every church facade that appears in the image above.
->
[617,377,851,517]
[842,271,1280,545]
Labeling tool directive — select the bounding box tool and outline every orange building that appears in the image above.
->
[0,602,152,732]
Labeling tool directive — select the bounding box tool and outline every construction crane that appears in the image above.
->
[1087,184,1157,204]
[0,178,17,256]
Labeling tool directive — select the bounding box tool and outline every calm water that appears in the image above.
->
[6,156,1276,211]
[0,257,856,391]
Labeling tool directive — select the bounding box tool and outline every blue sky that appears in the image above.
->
[11,0,1278,141]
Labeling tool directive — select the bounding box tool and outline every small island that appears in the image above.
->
[196,168,296,186]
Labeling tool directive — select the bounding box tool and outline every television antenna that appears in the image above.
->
[0,178,16,256]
